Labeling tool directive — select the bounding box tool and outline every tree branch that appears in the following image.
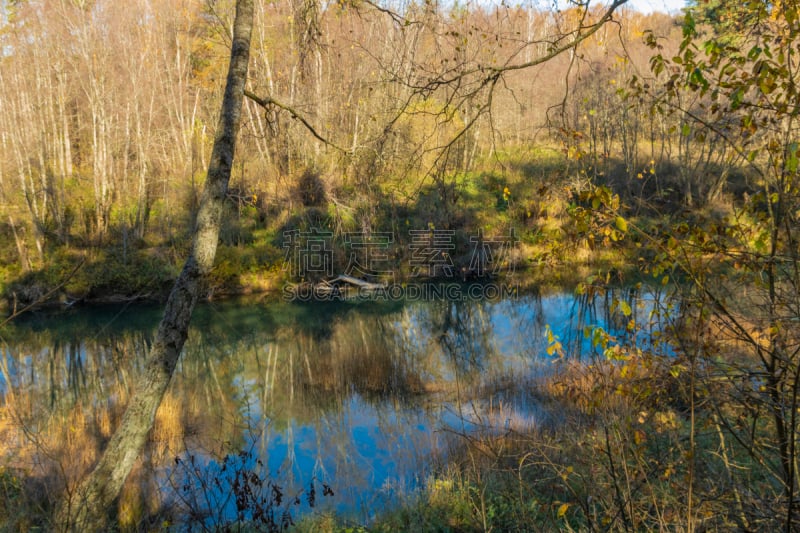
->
[244,89,351,154]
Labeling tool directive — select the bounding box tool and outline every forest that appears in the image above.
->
[1,0,799,530]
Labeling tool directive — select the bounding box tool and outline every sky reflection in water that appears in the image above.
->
[0,287,669,524]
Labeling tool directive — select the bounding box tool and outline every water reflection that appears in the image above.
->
[0,287,671,525]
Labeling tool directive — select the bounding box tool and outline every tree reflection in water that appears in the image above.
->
[0,288,670,526]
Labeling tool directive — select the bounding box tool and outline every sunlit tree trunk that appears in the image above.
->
[57,0,254,529]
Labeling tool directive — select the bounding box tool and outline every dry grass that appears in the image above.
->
[0,380,216,528]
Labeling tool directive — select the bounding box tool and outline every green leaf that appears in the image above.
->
[689,67,708,91]
[731,87,744,108]
[619,300,632,317]
[681,123,691,137]
[787,143,799,173]
[788,154,799,174]
[592,327,606,349]
[682,11,695,38]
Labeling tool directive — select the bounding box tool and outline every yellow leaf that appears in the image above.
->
[557,503,570,518]
[615,216,628,232]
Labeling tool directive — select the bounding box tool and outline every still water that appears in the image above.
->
[0,286,667,526]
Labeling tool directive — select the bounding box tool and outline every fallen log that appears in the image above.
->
[328,274,387,290]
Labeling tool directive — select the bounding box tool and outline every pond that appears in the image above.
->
[0,285,670,527]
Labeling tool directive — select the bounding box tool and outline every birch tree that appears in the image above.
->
[57,0,254,528]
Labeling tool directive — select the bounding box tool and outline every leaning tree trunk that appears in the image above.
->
[57,1,254,529]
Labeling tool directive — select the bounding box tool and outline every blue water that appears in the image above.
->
[0,286,673,526]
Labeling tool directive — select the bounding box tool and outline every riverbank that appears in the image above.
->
[1,144,661,317]
[0,240,635,317]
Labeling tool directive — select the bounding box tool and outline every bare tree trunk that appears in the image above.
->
[57,1,254,529]
[7,214,30,273]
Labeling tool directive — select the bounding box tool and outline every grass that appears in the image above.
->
[4,141,681,309]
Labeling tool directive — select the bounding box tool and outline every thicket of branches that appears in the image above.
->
[0,0,681,277]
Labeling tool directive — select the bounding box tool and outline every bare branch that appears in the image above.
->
[244,89,351,154]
